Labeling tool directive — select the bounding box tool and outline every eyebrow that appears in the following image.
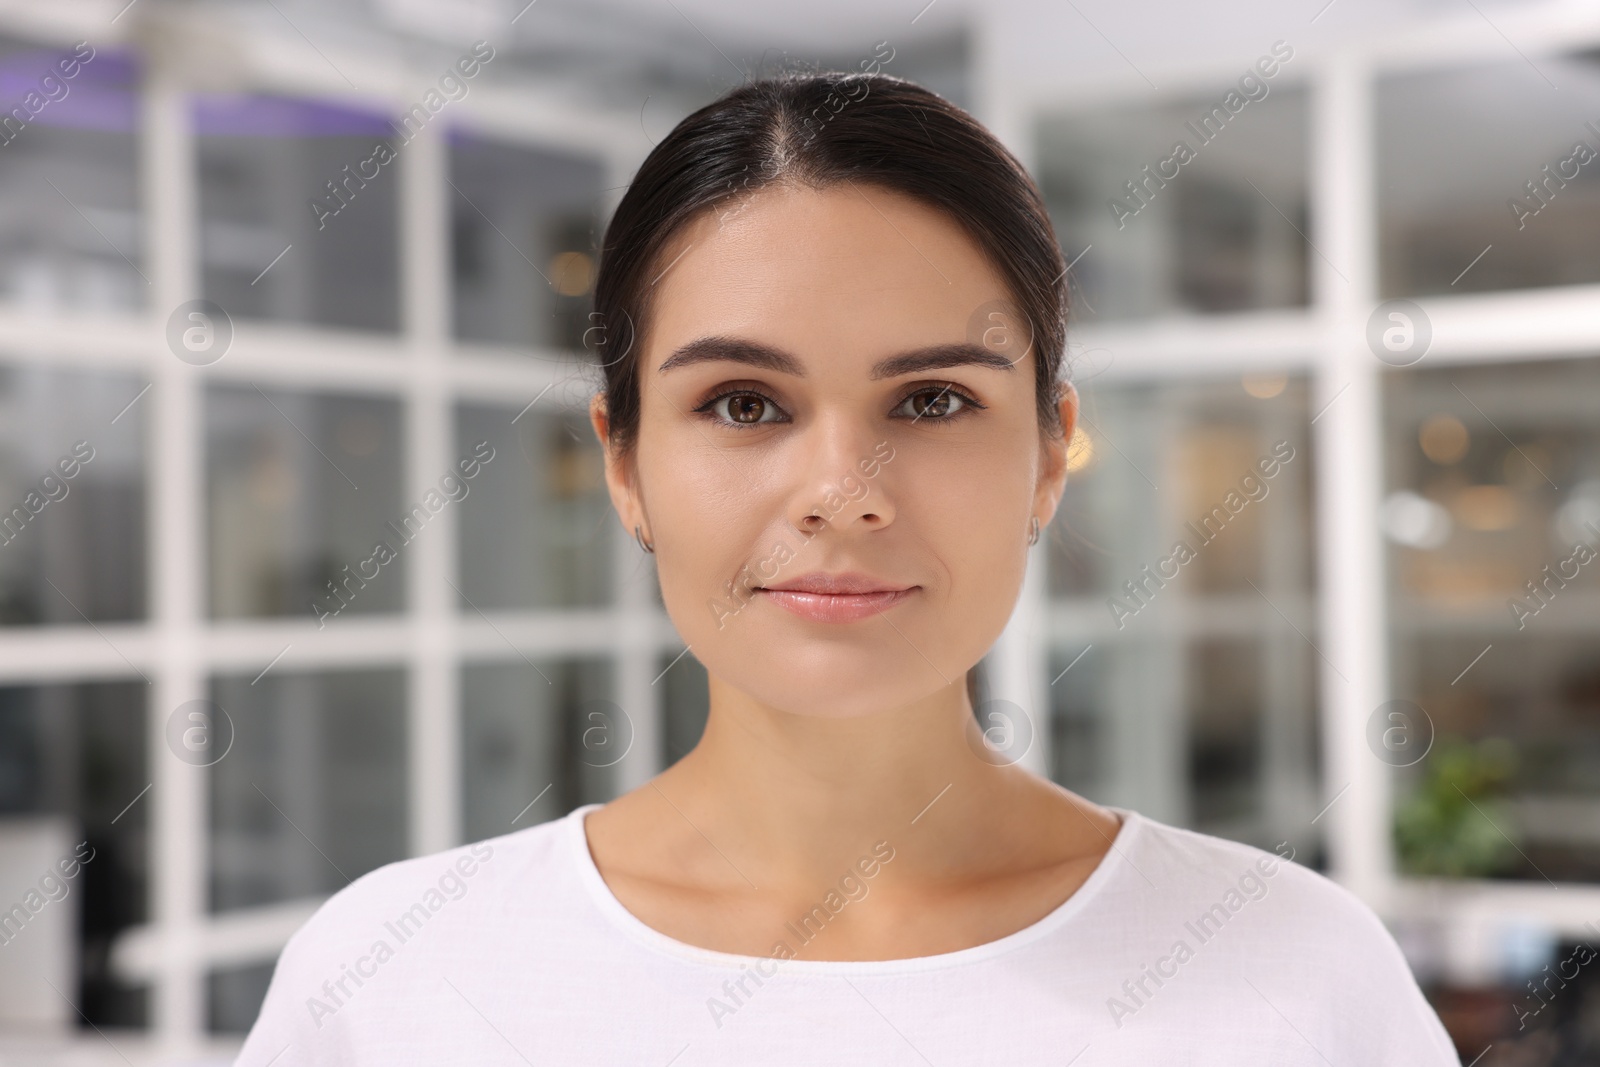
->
[656,336,1018,379]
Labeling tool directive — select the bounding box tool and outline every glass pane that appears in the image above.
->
[1188,637,1264,831]
[1423,933,1600,1051]
[209,669,407,912]
[1384,356,1600,882]
[0,38,143,312]
[0,366,146,626]
[1047,640,1104,795]
[1047,634,1321,860]
[659,647,708,768]
[1036,78,1309,321]
[1047,375,1316,600]
[455,403,611,610]
[0,681,148,1030]
[448,132,603,350]
[208,962,272,1035]
[1378,53,1600,297]
[460,659,617,843]
[195,95,400,332]
[205,385,403,619]
[1044,374,1321,855]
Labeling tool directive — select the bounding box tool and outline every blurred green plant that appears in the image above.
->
[1394,736,1521,879]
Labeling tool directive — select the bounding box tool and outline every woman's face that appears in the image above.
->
[594,181,1074,719]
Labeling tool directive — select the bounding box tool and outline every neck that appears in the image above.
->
[661,672,1038,887]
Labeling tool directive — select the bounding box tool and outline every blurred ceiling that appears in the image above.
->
[50,0,1585,154]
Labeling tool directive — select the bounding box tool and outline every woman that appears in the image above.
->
[236,72,1460,1065]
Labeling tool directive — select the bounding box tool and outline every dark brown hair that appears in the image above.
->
[589,70,1070,458]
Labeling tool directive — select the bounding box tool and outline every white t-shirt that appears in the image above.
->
[234,803,1461,1065]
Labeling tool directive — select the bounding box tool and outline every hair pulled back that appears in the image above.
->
[589,71,1070,459]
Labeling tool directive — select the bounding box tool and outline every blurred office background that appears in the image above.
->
[0,0,1597,1062]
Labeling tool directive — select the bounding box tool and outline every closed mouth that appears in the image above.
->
[751,572,919,623]
[755,571,914,596]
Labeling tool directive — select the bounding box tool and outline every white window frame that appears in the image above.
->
[994,0,1600,983]
[0,12,657,1056]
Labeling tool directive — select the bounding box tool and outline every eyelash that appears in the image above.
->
[692,382,985,430]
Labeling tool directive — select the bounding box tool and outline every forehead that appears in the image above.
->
[644,182,1014,372]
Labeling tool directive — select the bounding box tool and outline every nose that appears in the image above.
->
[787,415,895,536]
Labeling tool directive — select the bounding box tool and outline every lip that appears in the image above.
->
[760,571,909,595]
[754,571,918,623]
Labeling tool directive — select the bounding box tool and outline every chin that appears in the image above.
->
[694,609,977,717]
[723,652,957,719]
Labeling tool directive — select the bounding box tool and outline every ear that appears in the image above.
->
[589,393,648,538]
[1032,380,1079,528]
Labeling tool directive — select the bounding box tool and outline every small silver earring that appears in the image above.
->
[1027,515,1040,546]
[634,524,655,554]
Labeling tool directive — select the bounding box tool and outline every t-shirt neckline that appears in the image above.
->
[565,799,1141,975]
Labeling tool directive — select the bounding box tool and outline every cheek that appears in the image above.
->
[638,434,773,582]
[895,436,1034,624]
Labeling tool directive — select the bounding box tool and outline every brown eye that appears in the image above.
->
[729,394,766,423]
[898,387,968,420]
[698,390,786,427]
